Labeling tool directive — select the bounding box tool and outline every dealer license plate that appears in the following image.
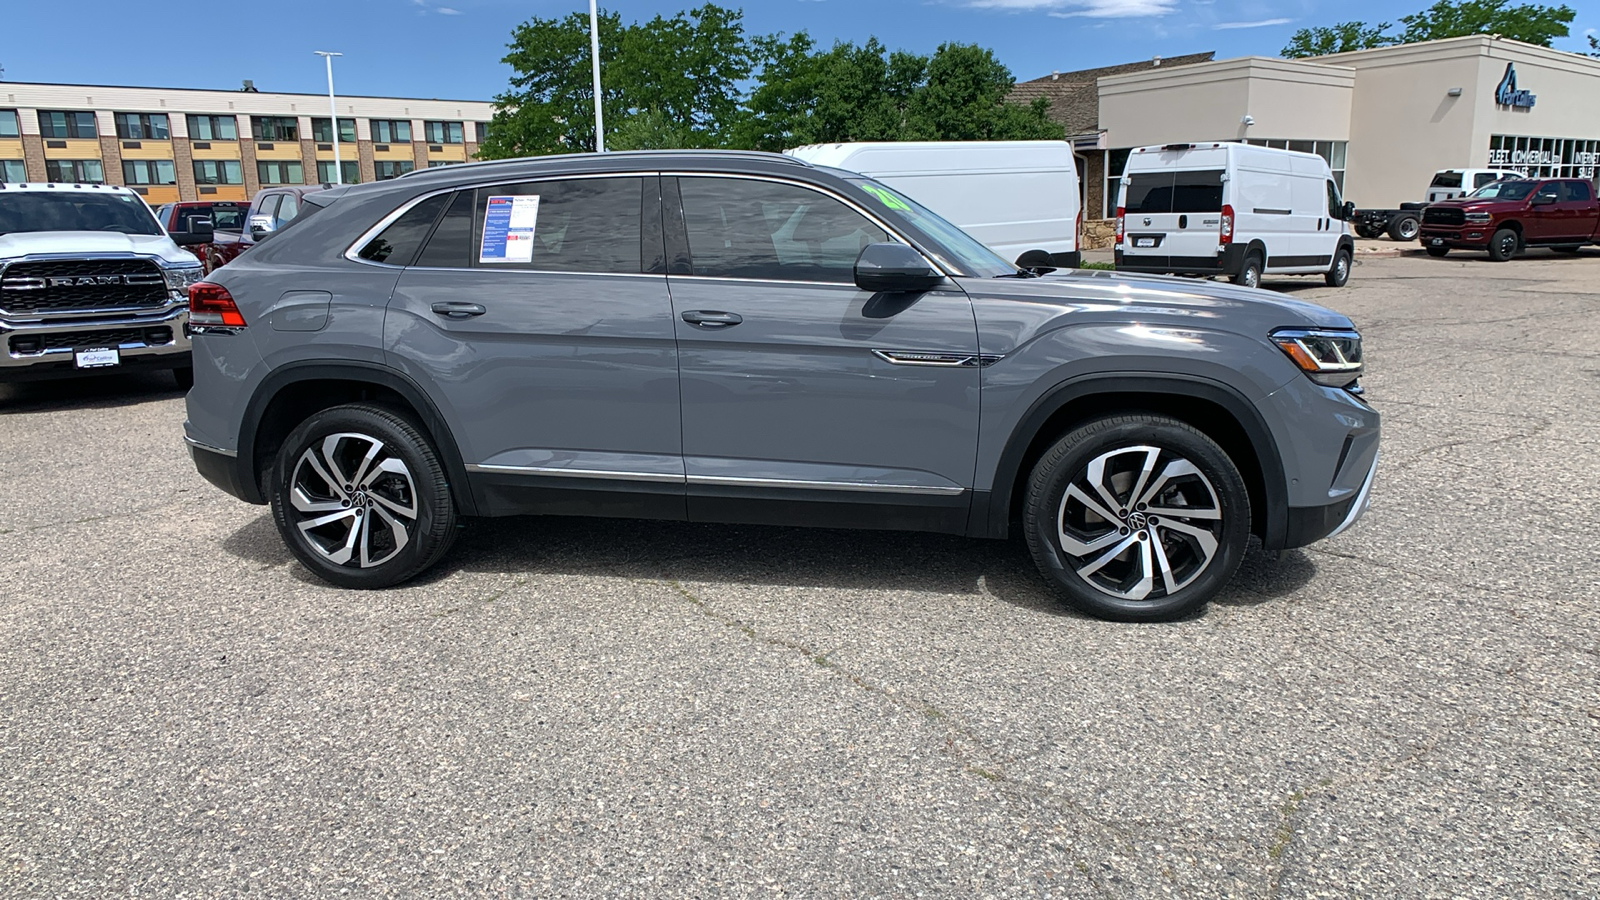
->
[1134,237,1157,248]
[1430,238,1444,247]
[75,347,120,369]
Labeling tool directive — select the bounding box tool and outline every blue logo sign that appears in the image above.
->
[1495,63,1535,109]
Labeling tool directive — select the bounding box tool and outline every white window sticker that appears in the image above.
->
[479,194,541,264]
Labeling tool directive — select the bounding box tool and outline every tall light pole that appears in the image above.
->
[314,51,344,183]
[588,1,604,152]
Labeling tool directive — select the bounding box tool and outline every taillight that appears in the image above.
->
[1220,204,1235,246]
[188,282,246,327]
[1114,207,1125,245]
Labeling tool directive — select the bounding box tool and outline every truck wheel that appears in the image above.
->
[1387,215,1420,242]
[1324,248,1352,287]
[1425,246,1449,258]
[1487,228,1520,262]
[1356,224,1383,239]
[1022,415,1251,622]
[1231,253,1263,289]
[269,404,459,588]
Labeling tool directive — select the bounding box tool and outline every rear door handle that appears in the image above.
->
[432,301,486,319]
[681,310,743,328]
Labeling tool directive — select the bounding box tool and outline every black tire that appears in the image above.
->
[1022,415,1251,622]
[1487,227,1520,262]
[1231,253,1263,289]
[1324,247,1352,287]
[1355,224,1383,239]
[1425,246,1449,258]
[1387,215,1420,242]
[172,366,194,390]
[269,403,458,588]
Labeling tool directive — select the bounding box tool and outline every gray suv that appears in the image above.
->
[184,151,1379,621]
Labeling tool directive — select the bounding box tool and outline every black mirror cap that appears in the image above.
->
[1342,200,1356,220]
[854,243,944,293]
[1015,248,1058,274]
[170,231,210,247]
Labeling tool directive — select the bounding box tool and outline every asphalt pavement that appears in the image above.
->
[2,250,1597,898]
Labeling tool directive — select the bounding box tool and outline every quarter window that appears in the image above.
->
[415,191,474,268]
[193,160,243,185]
[472,177,642,273]
[677,177,887,282]
[371,120,412,144]
[252,116,299,142]
[39,111,98,139]
[187,115,240,141]
[358,193,450,265]
[257,160,304,184]
[122,160,177,185]
[114,113,170,140]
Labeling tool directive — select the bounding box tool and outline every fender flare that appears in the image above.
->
[971,372,1290,550]
[236,360,477,515]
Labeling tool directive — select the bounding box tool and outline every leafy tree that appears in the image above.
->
[904,44,1061,141]
[608,107,696,151]
[1282,0,1574,58]
[1590,33,1599,56]
[1282,22,1395,57]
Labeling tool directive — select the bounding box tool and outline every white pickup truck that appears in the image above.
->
[1352,167,1522,240]
[0,182,202,387]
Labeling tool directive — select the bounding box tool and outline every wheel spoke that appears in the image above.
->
[1146,504,1221,521]
[1065,484,1120,526]
[296,508,359,565]
[1076,533,1140,577]
[1085,453,1125,518]
[365,503,412,566]
[1155,518,1219,560]
[1136,458,1200,508]
[318,435,355,489]
[298,447,347,501]
[347,438,384,492]
[290,486,346,515]
[1125,447,1161,515]
[1058,524,1123,556]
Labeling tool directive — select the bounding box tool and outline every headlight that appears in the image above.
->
[164,264,205,295]
[1271,328,1363,389]
[1463,212,1492,223]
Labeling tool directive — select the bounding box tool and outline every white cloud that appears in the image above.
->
[964,0,1176,15]
[437,6,462,12]
[1214,17,1292,29]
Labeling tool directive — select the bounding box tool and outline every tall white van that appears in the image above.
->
[785,141,1082,267]
[1115,142,1355,288]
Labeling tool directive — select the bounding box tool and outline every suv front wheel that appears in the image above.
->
[269,404,458,588]
[1023,415,1251,621]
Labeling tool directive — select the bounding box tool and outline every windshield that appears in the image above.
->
[0,191,161,236]
[848,178,1018,278]
[1468,180,1536,201]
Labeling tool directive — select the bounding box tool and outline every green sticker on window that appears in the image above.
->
[861,184,912,211]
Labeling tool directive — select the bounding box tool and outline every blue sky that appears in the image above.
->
[2,0,1596,100]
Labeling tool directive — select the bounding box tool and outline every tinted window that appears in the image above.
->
[0,191,160,235]
[359,194,448,265]
[1469,181,1535,200]
[276,194,300,227]
[1430,172,1463,189]
[415,190,474,268]
[1473,172,1502,189]
[1533,182,1560,202]
[1123,173,1173,214]
[679,177,887,282]
[1327,180,1343,218]
[1561,181,1592,202]
[1172,170,1223,213]
[473,177,641,274]
[254,195,281,223]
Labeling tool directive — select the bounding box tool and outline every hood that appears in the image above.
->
[0,231,195,265]
[1427,196,1517,210]
[960,268,1354,330]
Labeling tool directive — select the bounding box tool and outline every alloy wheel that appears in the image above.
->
[288,432,419,568]
[1056,445,1224,601]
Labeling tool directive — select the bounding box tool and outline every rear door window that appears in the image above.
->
[1171,170,1223,213]
[1123,173,1173,214]
[471,177,642,273]
[1561,181,1592,202]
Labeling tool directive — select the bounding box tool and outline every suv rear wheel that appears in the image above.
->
[1023,415,1251,621]
[269,404,458,588]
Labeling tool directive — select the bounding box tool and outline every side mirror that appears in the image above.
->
[172,218,215,245]
[1532,194,1557,206]
[1342,200,1356,221]
[854,243,943,293]
[248,215,274,238]
[1015,249,1058,274]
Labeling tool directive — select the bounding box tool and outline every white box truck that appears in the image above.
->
[1114,142,1355,288]
[784,141,1082,268]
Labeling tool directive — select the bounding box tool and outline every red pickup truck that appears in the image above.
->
[150,200,249,266]
[204,184,327,272]
[1420,177,1599,261]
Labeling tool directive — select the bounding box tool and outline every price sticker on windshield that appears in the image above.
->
[479,195,540,264]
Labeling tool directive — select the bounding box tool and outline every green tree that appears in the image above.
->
[1282,22,1395,57]
[1395,0,1574,45]
[608,107,696,151]
[1590,33,1599,56]
[479,4,753,158]
[904,43,1061,141]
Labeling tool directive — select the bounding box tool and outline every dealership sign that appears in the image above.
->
[1495,63,1535,109]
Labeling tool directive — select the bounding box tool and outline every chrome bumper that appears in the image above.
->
[1326,450,1378,539]
[0,302,191,369]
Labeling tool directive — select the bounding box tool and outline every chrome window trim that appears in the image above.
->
[463,463,965,496]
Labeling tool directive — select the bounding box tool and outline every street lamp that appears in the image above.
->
[588,1,604,152]
[314,51,344,183]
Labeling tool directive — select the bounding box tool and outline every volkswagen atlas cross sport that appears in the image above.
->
[183,151,1378,621]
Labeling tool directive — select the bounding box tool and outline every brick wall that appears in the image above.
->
[172,138,197,200]
[98,135,124,186]
[21,135,47,182]
[357,140,376,184]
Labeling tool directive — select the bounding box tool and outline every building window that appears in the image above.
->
[122,159,177,185]
[427,160,461,168]
[423,121,464,144]
[1241,139,1348,192]
[2,160,26,181]
[257,160,304,184]
[1102,148,1130,219]
[1489,134,1600,179]
[374,160,414,180]
[474,122,488,143]
[39,111,98,139]
[187,115,240,141]
[0,110,19,138]
[114,113,170,141]
[193,159,243,185]
[252,116,299,142]
[311,117,357,143]
[371,119,411,144]
[316,160,360,184]
[45,159,105,183]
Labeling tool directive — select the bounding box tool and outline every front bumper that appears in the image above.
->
[1420,226,1491,250]
[1114,244,1247,277]
[0,301,192,377]
[1281,450,1378,548]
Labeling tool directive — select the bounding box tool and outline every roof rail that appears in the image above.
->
[394,148,812,178]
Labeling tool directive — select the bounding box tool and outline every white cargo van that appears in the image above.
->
[785,141,1082,267]
[1115,142,1355,288]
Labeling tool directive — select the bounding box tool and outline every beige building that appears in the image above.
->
[0,82,495,204]
[1016,35,1600,240]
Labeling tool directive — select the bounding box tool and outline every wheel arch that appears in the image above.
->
[237,361,478,515]
[972,374,1289,550]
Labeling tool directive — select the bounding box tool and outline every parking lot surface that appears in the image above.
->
[2,253,1597,898]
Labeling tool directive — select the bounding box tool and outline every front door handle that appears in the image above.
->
[681,310,743,328]
[432,301,486,319]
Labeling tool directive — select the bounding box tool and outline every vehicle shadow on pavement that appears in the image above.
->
[0,370,186,414]
[224,512,1318,619]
